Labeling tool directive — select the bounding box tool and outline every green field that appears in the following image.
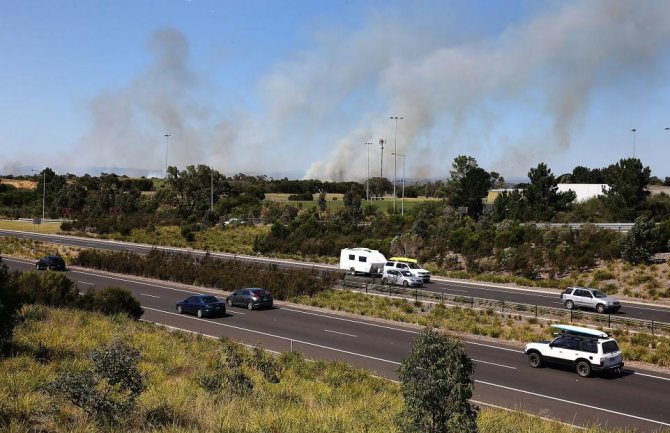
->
[0,219,62,234]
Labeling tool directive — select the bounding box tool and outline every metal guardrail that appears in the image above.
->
[339,278,670,336]
[537,222,635,232]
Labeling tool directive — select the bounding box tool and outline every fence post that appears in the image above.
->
[652,320,655,336]
[415,287,418,302]
[608,314,611,328]
[570,309,573,323]
[535,304,538,317]
[441,291,444,305]
[470,296,474,309]
[365,282,368,294]
[501,300,505,314]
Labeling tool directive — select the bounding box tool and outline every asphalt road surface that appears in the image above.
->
[3,229,670,324]
[3,257,670,432]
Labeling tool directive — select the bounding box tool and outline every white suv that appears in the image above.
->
[384,258,431,282]
[524,324,624,377]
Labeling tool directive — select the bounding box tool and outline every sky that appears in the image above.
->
[2,0,670,181]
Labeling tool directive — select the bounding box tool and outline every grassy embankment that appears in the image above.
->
[0,219,62,234]
[264,192,440,213]
[1,304,658,433]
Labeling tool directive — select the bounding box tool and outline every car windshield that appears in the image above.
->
[602,340,620,353]
[201,296,219,303]
[407,263,420,269]
[592,290,608,298]
[401,270,413,277]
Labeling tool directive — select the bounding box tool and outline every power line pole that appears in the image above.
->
[366,141,373,201]
[164,134,171,178]
[390,116,403,213]
[379,138,385,198]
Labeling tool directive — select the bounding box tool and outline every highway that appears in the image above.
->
[3,256,670,432]
[3,229,670,324]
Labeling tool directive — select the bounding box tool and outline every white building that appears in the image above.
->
[556,184,609,202]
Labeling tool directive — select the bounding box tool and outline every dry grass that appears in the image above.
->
[0,179,37,189]
[0,219,63,234]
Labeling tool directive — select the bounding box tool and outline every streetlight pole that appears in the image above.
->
[31,169,46,220]
[365,141,372,201]
[393,153,406,215]
[210,170,214,212]
[379,139,385,198]
[164,134,171,177]
[390,116,403,213]
[630,128,636,158]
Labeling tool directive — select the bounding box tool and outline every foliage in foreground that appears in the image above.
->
[0,306,662,433]
[397,328,478,433]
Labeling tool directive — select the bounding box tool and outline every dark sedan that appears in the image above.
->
[226,288,273,310]
[36,255,66,271]
[176,295,226,318]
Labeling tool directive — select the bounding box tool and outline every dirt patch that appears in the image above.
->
[0,178,37,189]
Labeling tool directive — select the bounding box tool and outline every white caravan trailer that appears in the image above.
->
[339,248,387,275]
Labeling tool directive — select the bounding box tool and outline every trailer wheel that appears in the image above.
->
[350,267,356,275]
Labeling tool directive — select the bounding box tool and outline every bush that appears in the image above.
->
[50,339,146,425]
[0,260,23,355]
[79,286,144,319]
[15,271,79,307]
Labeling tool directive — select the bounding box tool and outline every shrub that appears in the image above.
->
[79,286,144,319]
[15,271,79,307]
[0,260,23,355]
[50,339,146,424]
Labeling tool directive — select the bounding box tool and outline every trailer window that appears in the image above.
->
[358,256,367,262]
[349,254,355,260]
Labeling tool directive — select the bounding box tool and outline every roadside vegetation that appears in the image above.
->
[4,157,670,304]
[0,303,664,433]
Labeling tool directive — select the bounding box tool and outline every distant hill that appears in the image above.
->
[0,178,37,189]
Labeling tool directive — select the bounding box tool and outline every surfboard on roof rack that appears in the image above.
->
[551,324,609,339]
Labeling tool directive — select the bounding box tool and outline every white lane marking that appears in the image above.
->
[142,306,401,365]
[476,380,670,427]
[77,281,95,285]
[140,293,160,298]
[472,359,516,369]
[467,341,524,353]
[324,329,358,338]
[631,371,670,381]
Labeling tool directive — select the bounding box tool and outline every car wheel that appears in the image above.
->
[528,352,543,368]
[403,281,409,288]
[197,309,203,318]
[177,305,183,314]
[227,298,233,307]
[596,304,606,314]
[247,301,254,311]
[565,300,574,310]
[576,360,592,377]
[381,278,388,285]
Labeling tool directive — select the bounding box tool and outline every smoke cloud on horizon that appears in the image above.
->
[8,1,669,181]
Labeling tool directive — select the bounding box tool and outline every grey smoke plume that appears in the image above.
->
[52,1,670,180]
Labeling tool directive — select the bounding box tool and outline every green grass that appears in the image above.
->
[0,219,62,234]
[0,236,80,262]
[1,305,657,433]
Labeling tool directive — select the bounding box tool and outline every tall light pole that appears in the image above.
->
[390,116,403,213]
[392,153,406,215]
[210,169,214,212]
[365,141,373,201]
[379,139,385,198]
[630,128,636,158]
[30,169,46,220]
[164,134,171,177]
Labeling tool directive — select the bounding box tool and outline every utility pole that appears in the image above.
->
[164,134,171,178]
[366,141,373,201]
[390,116,403,212]
[393,153,406,215]
[210,170,214,211]
[379,138,385,198]
[630,128,636,158]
